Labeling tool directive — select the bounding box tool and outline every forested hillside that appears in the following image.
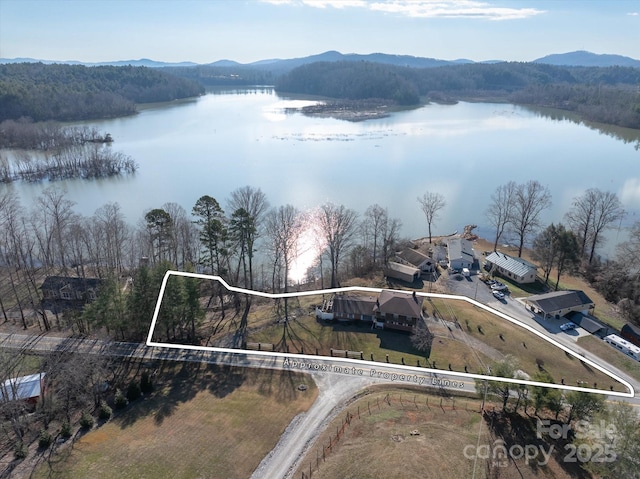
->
[0,63,204,122]
[275,61,420,105]
[275,61,640,129]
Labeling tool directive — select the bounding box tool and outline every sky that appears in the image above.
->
[0,0,639,64]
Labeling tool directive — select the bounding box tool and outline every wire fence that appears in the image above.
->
[299,392,482,479]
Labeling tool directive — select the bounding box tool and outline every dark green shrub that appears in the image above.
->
[114,388,128,409]
[60,421,73,439]
[126,381,141,402]
[98,400,112,420]
[38,429,53,448]
[140,371,153,394]
[79,411,94,429]
[14,442,27,459]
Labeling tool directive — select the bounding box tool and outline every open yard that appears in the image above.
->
[33,363,317,479]
[295,387,584,479]
[248,312,493,373]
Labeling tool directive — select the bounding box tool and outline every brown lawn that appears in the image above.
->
[34,364,317,479]
[296,387,584,479]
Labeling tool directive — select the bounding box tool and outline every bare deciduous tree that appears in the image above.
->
[228,186,269,290]
[566,188,625,264]
[417,192,445,244]
[486,181,516,252]
[510,180,552,258]
[266,204,303,321]
[317,203,358,288]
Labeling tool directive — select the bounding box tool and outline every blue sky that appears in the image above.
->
[1,0,638,63]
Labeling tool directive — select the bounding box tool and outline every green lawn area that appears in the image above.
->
[35,364,317,479]
[577,335,640,382]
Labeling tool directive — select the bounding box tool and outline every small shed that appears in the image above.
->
[1,373,46,404]
[385,261,421,283]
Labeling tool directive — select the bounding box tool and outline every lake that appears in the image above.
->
[6,87,640,272]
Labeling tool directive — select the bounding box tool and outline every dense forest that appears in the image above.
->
[275,62,420,105]
[0,63,204,122]
[274,61,640,129]
[163,65,274,87]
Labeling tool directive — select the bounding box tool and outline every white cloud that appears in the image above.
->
[627,12,639,16]
[620,177,640,208]
[369,1,544,20]
[262,0,545,20]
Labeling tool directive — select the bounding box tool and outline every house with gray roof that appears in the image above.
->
[316,290,424,333]
[523,290,594,319]
[394,248,434,274]
[484,252,537,284]
[40,276,102,302]
[446,238,474,270]
[384,261,421,283]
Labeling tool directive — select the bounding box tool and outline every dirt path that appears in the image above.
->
[250,373,377,479]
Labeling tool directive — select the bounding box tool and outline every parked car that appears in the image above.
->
[491,283,508,291]
[560,322,576,331]
[492,290,505,300]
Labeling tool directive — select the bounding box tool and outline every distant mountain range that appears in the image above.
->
[2,50,639,70]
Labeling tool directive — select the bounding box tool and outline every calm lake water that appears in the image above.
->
[7,87,640,266]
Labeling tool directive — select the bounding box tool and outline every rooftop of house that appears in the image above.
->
[375,290,423,318]
[395,248,432,268]
[40,276,102,292]
[332,295,377,316]
[386,261,421,276]
[485,251,537,277]
[524,290,594,314]
[447,238,474,261]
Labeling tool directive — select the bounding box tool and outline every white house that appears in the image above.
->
[484,251,537,284]
[446,238,474,270]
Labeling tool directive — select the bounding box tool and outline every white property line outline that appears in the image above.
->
[146,271,635,398]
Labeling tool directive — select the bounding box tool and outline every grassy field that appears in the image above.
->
[577,335,640,382]
[295,387,582,479]
[35,363,317,479]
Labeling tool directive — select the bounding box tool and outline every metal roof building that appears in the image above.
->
[485,251,537,284]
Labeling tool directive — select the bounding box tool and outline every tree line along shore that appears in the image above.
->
[1,61,639,129]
